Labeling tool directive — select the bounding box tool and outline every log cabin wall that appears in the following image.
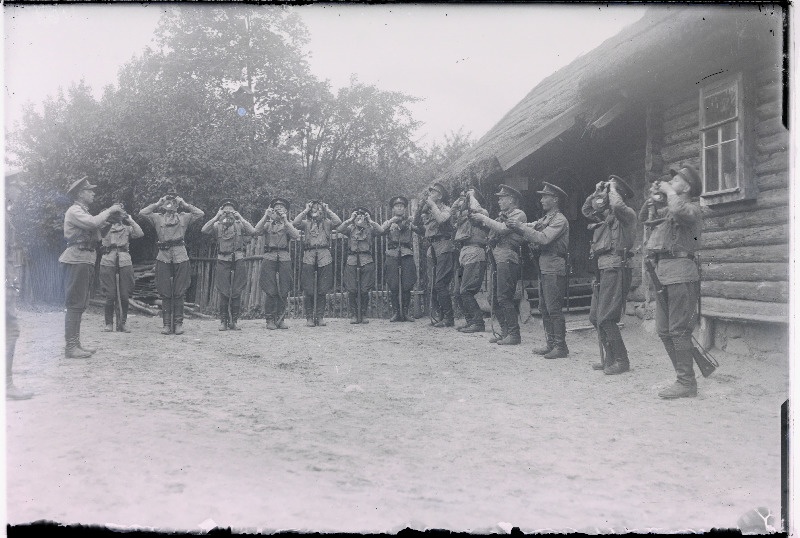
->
[654,61,788,355]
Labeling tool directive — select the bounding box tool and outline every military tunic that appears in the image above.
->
[99,221,144,326]
[453,208,489,328]
[487,207,527,337]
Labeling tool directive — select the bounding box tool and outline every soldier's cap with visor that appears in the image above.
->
[607,175,634,200]
[536,182,568,201]
[427,182,451,204]
[219,198,238,211]
[495,184,523,202]
[389,196,409,208]
[353,207,372,218]
[66,176,98,198]
[669,164,702,197]
[269,197,290,210]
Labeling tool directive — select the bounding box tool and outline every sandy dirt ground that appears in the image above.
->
[5,306,787,534]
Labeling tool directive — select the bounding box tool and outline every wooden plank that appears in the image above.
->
[699,188,786,218]
[756,172,787,192]
[755,116,786,138]
[662,98,695,121]
[700,262,788,282]
[756,100,781,121]
[662,110,698,134]
[701,280,788,303]
[756,132,789,156]
[702,205,789,233]
[697,244,789,263]
[757,83,781,105]
[701,223,788,250]
[661,139,700,163]
[663,126,696,146]
[701,296,788,324]
[754,153,789,176]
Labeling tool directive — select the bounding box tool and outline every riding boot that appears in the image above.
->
[229,297,241,330]
[499,304,520,344]
[317,295,327,326]
[104,301,115,328]
[604,338,630,375]
[118,301,130,332]
[434,289,454,327]
[64,312,91,358]
[265,296,277,330]
[592,329,612,370]
[360,292,370,324]
[389,290,401,322]
[544,316,569,359]
[304,295,315,327]
[161,298,173,334]
[173,296,185,335]
[74,315,96,354]
[349,292,359,324]
[489,306,507,343]
[659,336,697,399]
[534,318,555,355]
[275,297,289,329]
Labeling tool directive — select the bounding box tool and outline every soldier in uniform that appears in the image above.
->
[59,177,124,357]
[471,185,527,345]
[337,208,382,324]
[201,199,255,331]
[508,182,570,358]
[139,187,205,335]
[641,164,703,399]
[582,175,637,374]
[293,200,342,327]
[450,188,490,333]
[254,198,300,330]
[415,182,456,327]
[99,206,144,333]
[379,196,420,322]
[6,194,33,399]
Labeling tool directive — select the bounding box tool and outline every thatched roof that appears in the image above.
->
[436,5,781,189]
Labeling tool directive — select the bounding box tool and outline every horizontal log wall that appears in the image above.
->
[659,63,788,311]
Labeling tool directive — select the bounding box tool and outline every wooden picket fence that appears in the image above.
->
[189,203,433,319]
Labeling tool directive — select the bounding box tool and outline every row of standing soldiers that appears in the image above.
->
[56,164,704,400]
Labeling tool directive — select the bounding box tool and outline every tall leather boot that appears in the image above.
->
[534,318,555,355]
[349,292,359,324]
[659,337,697,399]
[219,302,229,331]
[265,296,277,330]
[498,304,521,345]
[452,292,466,329]
[104,301,115,331]
[433,290,454,327]
[604,338,630,375]
[401,290,414,322]
[74,314,96,354]
[118,301,131,332]
[64,312,91,358]
[275,296,289,329]
[304,295,315,327]
[489,306,507,343]
[360,292,370,324]
[459,294,485,332]
[389,290,401,322]
[229,297,241,330]
[173,297,185,335]
[316,294,327,326]
[592,328,612,370]
[161,298,173,334]
[544,316,569,359]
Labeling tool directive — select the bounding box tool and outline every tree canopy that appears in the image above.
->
[6,6,473,257]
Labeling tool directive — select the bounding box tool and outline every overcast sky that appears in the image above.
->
[3,4,647,150]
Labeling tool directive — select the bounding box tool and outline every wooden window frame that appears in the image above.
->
[698,72,756,206]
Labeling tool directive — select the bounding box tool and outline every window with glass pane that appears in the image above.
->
[700,79,740,194]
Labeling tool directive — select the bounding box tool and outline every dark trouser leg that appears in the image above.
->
[360,292,370,323]
[657,281,699,398]
[460,261,486,329]
[495,262,520,344]
[434,251,455,323]
[304,294,314,322]
[541,274,568,358]
[162,298,172,330]
[230,296,241,324]
[427,254,440,323]
[104,300,115,326]
[389,288,401,321]
[220,294,230,325]
[174,296,184,325]
[349,292,359,322]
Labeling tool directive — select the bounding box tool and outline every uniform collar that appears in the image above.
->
[75,201,90,212]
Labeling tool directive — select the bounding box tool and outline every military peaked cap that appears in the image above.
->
[66,176,97,197]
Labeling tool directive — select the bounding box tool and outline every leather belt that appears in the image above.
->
[157,239,185,250]
[264,246,289,253]
[101,245,129,254]
[67,241,96,252]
